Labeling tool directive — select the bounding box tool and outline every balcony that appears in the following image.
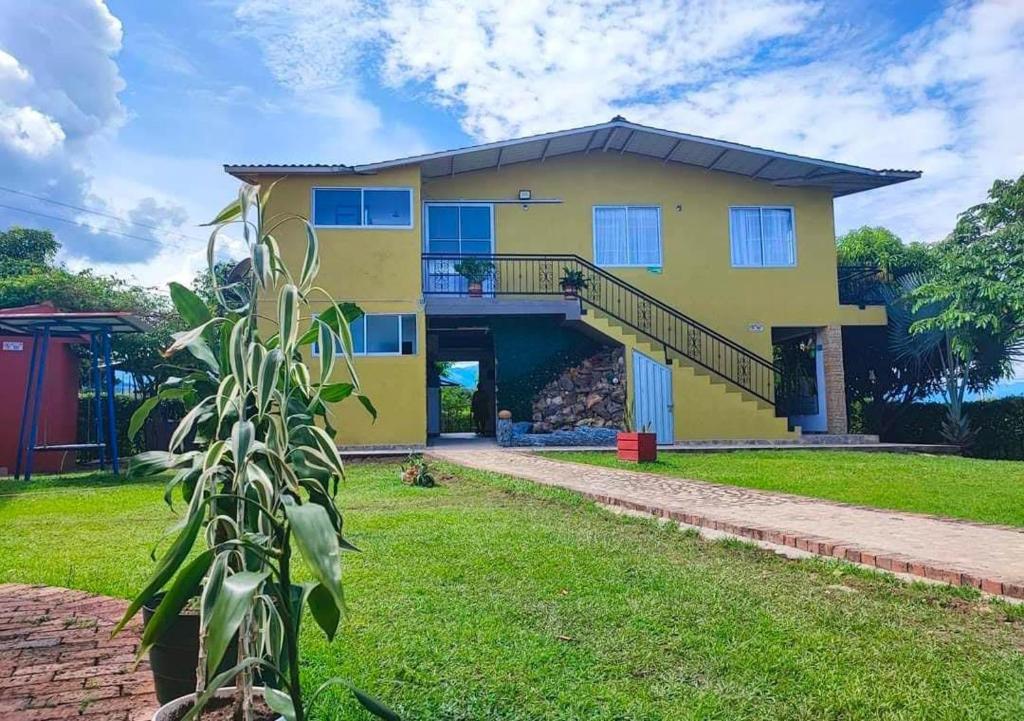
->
[837,265,887,307]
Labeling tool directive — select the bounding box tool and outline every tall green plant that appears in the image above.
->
[115,183,395,721]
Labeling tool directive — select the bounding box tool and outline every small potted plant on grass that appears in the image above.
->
[559,267,588,298]
[453,257,494,297]
[617,405,657,462]
[115,183,396,721]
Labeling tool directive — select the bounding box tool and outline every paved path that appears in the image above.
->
[0,584,157,720]
[430,449,1024,599]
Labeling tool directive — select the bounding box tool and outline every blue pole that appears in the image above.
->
[14,333,42,479]
[24,326,51,483]
[103,329,120,475]
[91,333,105,470]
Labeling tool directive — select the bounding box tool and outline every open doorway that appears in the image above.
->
[438,361,478,433]
[426,320,497,442]
[773,327,826,432]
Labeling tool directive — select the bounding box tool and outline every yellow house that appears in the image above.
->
[226,118,918,448]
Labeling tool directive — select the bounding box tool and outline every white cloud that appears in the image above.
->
[231,0,1024,245]
[0,0,187,264]
[0,105,65,157]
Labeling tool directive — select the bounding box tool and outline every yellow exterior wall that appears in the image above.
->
[424,152,884,360]
[260,167,426,447]
[255,150,885,444]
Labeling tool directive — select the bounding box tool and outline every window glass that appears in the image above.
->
[349,315,366,354]
[594,206,660,266]
[460,206,491,240]
[761,208,795,266]
[729,207,795,267]
[401,314,417,355]
[730,208,763,267]
[427,205,459,240]
[364,189,411,227]
[366,315,400,354]
[314,189,361,226]
[461,240,492,255]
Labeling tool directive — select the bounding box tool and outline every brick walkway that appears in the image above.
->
[430,449,1024,599]
[0,584,157,720]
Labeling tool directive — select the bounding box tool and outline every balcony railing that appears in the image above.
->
[422,253,781,406]
[837,265,889,306]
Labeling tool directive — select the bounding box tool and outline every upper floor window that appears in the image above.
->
[312,188,413,228]
[593,206,662,267]
[729,207,796,267]
[314,313,418,356]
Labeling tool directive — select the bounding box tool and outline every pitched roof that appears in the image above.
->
[224,117,921,197]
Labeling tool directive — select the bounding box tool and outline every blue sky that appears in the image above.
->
[0,0,1021,294]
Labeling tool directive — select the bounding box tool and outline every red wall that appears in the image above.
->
[0,335,81,475]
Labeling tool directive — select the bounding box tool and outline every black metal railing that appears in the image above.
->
[837,265,888,306]
[422,253,781,405]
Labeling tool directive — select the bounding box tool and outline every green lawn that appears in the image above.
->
[1,463,1023,719]
[543,450,1024,527]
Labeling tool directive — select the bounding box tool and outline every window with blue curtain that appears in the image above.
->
[313,188,412,228]
[729,207,795,267]
[593,206,661,266]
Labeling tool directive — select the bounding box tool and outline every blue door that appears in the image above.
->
[632,350,674,444]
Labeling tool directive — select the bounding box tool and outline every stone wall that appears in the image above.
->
[530,347,626,433]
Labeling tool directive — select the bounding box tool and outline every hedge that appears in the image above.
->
[879,396,1024,460]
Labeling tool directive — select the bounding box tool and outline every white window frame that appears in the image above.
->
[592,205,663,268]
[311,187,414,229]
[422,202,495,253]
[312,313,418,357]
[728,205,797,268]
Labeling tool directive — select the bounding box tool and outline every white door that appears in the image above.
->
[424,203,495,295]
[632,350,674,444]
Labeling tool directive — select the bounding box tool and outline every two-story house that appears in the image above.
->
[226,118,918,448]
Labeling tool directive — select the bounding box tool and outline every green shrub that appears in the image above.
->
[879,396,1024,459]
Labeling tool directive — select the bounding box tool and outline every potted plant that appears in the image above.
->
[617,405,657,462]
[114,183,396,721]
[559,267,588,298]
[453,257,494,297]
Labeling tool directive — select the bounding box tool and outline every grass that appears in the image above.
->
[541,450,1024,527]
[1,463,1023,719]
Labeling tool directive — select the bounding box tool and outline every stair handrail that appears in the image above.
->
[422,252,782,404]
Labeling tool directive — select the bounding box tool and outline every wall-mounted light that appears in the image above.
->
[518,189,532,200]
[675,204,682,212]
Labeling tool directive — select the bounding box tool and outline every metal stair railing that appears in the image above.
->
[422,253,782,405]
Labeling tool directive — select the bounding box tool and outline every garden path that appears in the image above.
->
[430,449,1024,599]
[0,584,156,720]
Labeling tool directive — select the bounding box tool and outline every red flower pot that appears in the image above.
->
[467,281,483,297]
[617,431,657,462]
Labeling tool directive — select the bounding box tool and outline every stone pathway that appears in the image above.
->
[430,449,1024,599]
[0,584,157,720]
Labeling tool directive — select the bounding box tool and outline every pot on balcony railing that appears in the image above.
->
[454,258,495,298]
[559,267,588,299]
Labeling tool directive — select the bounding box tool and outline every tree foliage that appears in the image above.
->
[0,225,183,395]
[836,225,935,276]
[0,226,60,277]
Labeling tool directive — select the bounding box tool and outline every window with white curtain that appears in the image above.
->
[593,206,662,267]
[729,206,796,267]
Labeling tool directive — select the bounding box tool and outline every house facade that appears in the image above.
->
[226,118,918,447]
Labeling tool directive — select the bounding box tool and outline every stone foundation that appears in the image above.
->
[530,347,626,433]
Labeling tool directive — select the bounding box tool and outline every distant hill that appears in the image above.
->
[443,363,479,389]
[923,381,1024,403]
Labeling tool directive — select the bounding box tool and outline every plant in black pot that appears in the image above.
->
[116,183,396,721]
[559,267,588,299]
[453,257,494,297]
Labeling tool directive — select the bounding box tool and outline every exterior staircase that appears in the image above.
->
[421,252,799,440]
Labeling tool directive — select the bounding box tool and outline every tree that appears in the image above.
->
[0,226,60,277]
[0,225,183,395]
[903,173,1024,445]
[836,225,936,276]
